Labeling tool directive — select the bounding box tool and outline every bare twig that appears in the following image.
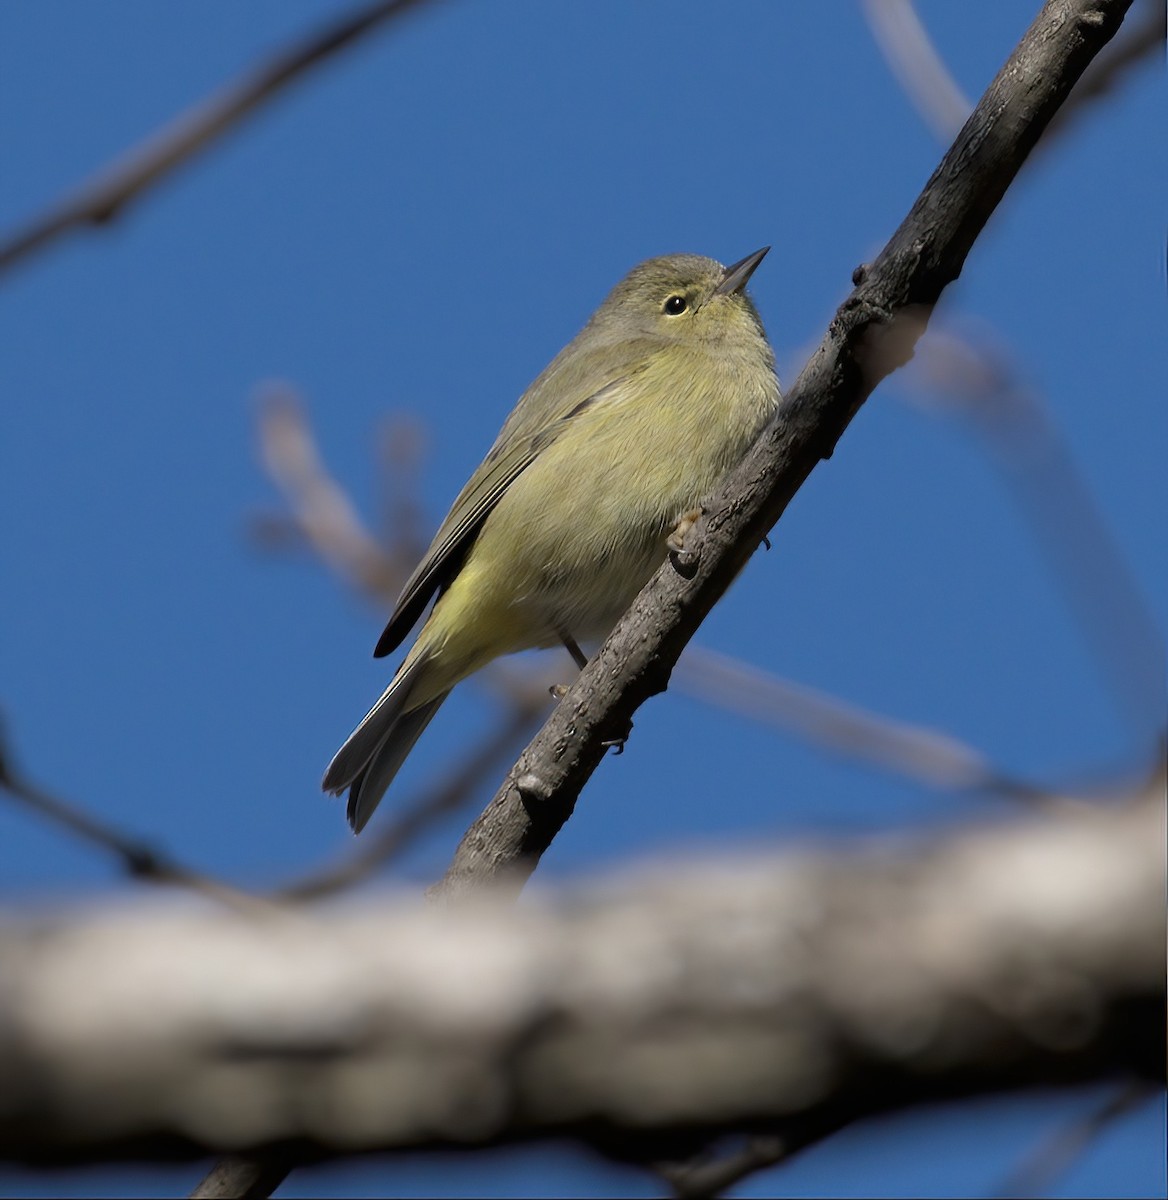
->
[258,384,1064,810]
[863,0,1162,147]
[221,4,1151,1192]
[253,385,408,600]
[251,386,562,700]
[908,326,1166,743]
[994,1080,1157,1199]
[2,790,1161,1165]
[373,412,431,571]
[1048,0,1165,135]
[189,1156,300,1200]
[250,355,1083,815]
[860,0,972,140]
[0,719,266,912]
[0,0,433,274]
[676,646,1032,796]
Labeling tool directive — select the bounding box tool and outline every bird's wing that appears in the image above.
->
[373,341,654,658]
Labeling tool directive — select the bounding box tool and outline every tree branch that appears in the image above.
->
[907,324,1166,741]
[0,722,266,913]
[1,789,1160,1166]
[430,0,1136,901]
[674,646,1041,797]
[0,0,432,275]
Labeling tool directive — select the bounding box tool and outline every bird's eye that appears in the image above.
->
[662,294,688,316]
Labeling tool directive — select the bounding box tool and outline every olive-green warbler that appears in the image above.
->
[324,248,781,831]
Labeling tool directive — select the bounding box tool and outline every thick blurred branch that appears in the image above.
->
[431,0,1136,901]
[2,791,1161,1165]
[0,0,431,275]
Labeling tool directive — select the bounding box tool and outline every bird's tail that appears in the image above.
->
[322,656,450,833]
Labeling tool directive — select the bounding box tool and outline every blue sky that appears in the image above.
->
[1,2,1164,1197]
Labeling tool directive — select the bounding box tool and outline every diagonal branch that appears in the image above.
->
[674,646,1038,797]
[993,1080,1157,1199]
[196,2,1140,1194]
[0,720,266,913]
[430,0,1137,902]
[0,0,432,275]
[656,1132,823,1200]
[908,325,1166,745]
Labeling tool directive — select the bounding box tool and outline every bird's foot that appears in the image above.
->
[600,715,634,756]
[559,632,589,671]
[667,507,703,554]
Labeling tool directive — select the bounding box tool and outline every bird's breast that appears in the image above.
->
[465,348,779,641]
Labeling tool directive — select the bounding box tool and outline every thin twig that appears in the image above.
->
[374,412,431,572]
[0,719,268,913]
[1047,0,1165,136]
[676,645,1037,797]
[863,0,1162,148]
[908,326,1166,742]
[0,0,433,274]
[258,382,1057,809]
[253,384,409,600]
[994,1081,1156,1199]
[190,1154,300,1200]
[251,348,1075,816]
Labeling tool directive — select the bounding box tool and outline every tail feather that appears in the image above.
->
[345,693,447,833]
[322,656,448,832]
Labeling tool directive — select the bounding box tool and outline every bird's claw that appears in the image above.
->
[667,507,703,554]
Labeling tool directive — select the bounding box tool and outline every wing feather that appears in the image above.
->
[372,349,652,659]
[373,439,543,656]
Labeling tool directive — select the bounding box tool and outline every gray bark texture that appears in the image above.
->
[1,791,1162,1165]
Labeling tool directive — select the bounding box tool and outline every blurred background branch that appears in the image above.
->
[3,786,1161,1166]
[994,1080,1157,1199]
[0,721,263,912]
[0,0,432,274]
[861,0,1163,147]
[905,324,1166,749]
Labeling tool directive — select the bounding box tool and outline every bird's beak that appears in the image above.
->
[715,246,770,295]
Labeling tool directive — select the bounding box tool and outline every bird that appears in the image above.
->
[323,248,781,832]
